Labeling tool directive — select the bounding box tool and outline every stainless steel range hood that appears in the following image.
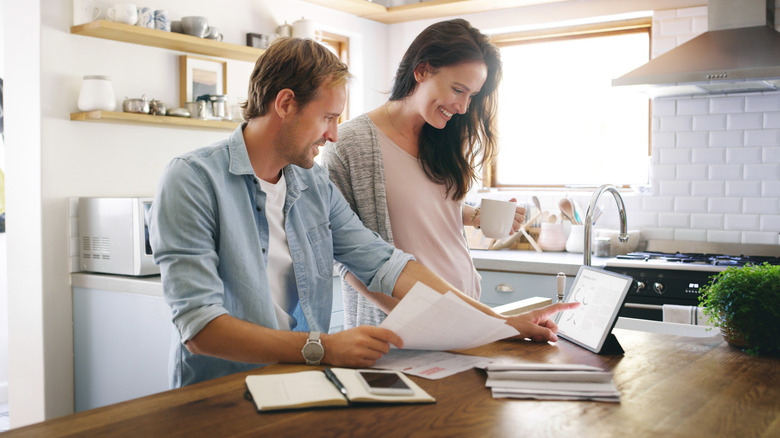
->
[613,0,780,97]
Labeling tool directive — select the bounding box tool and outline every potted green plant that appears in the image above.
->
[699,262,780,356]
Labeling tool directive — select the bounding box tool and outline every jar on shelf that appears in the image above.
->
[77,75,116,112]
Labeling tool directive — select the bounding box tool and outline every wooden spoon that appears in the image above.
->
[558,198,577,224]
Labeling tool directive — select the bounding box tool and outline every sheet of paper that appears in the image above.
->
[380,283,519,350]
[373,349,493,380]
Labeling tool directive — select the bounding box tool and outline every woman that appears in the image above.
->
[322,19,524,329]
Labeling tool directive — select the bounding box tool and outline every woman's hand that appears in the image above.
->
[508,197,526,235]
[505,302,580,342]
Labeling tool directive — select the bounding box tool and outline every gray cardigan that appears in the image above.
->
[321,114,395,328]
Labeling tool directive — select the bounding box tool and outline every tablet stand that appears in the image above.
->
[597,332,624,355]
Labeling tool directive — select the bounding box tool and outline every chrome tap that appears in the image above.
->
[584,184,628,266]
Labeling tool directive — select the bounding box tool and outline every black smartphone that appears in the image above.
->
[356,370,414,396]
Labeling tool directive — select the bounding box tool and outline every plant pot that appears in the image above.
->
[719,323,749,349]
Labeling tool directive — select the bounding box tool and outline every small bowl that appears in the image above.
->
[122,98,149,114]
[166,107,191,117]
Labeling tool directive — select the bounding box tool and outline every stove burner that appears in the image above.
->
[615,251,780,267]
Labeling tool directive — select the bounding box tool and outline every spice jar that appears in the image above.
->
[77,75,116,112]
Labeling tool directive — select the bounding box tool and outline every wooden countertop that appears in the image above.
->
[5,329,779,437]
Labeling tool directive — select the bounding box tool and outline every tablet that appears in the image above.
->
[555,265,633,354]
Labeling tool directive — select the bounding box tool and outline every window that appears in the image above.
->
[489,18,651,188]
[320,31,350,124]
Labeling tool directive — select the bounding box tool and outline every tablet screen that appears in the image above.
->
[555,266,633,353]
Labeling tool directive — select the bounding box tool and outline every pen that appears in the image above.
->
[323,367,348,398]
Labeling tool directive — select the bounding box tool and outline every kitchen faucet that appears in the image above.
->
[583,184,628,266]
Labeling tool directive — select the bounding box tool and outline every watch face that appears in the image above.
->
[303,341,324,362]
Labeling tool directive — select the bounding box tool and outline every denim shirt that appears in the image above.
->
[150,124,413,387]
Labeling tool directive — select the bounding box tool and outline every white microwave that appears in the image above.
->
[78,197,160,276]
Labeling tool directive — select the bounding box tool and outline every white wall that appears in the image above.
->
[0,0,8,409]
[4,0,388,427]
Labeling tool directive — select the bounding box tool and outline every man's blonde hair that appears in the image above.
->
[242,38,351,120]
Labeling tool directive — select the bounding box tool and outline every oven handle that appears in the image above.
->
[623,303,663,311]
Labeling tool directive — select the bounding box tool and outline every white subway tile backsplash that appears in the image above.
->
[725,214,760,230]
[642,196,674,211]
[641,227,675,240]
[691,181,725,197]
[763,181,780,197]
[673,197,708,212]
[765,147,780,162]
[707,230,741,243]
[653,100,676,117]
[708,130,743,148]
[727,113,763,130]
[744,163,780,181]
[743,197,780,215]
[658,180,691,196]
[725,147,762,164]
[764,112,780,128]
[709,96,744,114]
[658,17,693,36]
[676,131,708,148]
[692,115,726,131]
[659,115,692,132]
[690,213,724,229]
[659,212,691,227]
[745,94,780,112]
[676,164,707,180]
[745,129,780,146]
[726,181,762,197]
[674,228,707,241]
[741,231,779,245]
[658,148,691,164]
[635,8,779,245]
[707,197,742,214]
[708,164,742,181]
[761,214,780,231]
[677,99,708,115]
[691,148,725,164]
[652,131,676,149]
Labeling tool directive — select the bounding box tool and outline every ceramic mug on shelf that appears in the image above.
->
[181,16,209,38]
[206,26,223,41]
[137,6,154,29]
[292,18,322,41]
[77,75,116,112]
[73,0,101,26]
[106,3,138,25]
[154,9,171,32]
[479,199,516,239]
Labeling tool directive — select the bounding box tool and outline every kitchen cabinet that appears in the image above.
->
[69,20,262,131]
[72,273,345,411]
[478,270,573,307]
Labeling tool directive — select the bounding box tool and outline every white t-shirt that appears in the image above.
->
[378,129,481,298]
[256,173,297,331]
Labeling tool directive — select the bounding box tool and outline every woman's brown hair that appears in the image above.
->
[390,19,502,201]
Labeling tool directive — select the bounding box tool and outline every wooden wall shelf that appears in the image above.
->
[70,20,264,63]
[71,111,239,131]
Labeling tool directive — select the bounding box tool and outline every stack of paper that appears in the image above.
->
[485,363,621,402]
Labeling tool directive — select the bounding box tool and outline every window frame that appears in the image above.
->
[321,31,350,124]
[486,17,652,189]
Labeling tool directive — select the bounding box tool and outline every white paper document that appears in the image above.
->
[380,282,519,351]
[373,349,493,380]
[485,362,621,402]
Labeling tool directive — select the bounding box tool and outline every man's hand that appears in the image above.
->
[505,302,581,343]
[321,326,403,368]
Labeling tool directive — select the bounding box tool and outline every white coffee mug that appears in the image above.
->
[292,18,322,41]
[73,0,101,26]
[107,3,138,25]
[479,199,516,239]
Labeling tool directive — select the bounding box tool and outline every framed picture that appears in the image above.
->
[179,55,227,106]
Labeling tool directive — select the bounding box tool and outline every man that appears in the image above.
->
[151,38,576,388]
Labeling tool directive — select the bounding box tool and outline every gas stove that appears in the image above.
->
[603,240,780,321]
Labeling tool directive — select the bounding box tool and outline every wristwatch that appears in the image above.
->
[302,331,325,366]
